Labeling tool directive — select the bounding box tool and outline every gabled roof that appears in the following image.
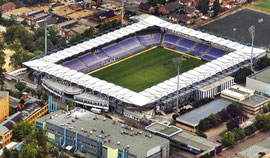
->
[1,2,16,11]
[139,2,151,12]
[164,1,181,11]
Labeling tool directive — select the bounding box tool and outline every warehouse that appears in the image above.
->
[36,109,170,158]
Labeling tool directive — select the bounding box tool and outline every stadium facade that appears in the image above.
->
[23,15,267,113]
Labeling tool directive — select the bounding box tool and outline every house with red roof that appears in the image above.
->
[1,2,16,13]
[158,1,182,15]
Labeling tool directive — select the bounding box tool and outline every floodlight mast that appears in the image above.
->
[122,0,124,27]
[44,15,52,56]
[172,57,183,112]
[248,25,255,72]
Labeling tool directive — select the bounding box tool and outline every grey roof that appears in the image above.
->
[176,98,232,126]
[38,109,169,157]
[170,131,221,152]
[0,91,8,100]
[145,122,182,137]
[249,66,270,84]
[241,94,270,107]
[237,137,270,158]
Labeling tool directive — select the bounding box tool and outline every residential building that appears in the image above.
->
[1,2,16,13]
[158,1,181,15]
[246,66,270,95]
[0,95,48,148]
[169,13,193,24]
[88,10,122,25]
[0,92,9,123]
[138,3,155,14]
[221,85,270,115]
[36,109,170,158]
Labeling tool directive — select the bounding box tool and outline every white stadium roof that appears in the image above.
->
[23,15,266,106]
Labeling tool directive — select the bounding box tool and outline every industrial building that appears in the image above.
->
[0,94,48,148]
[145,122,222,157]
[0,91,9,123]
[221,85,270,115]
[246,66,270,95]
[36,109,170,158]
[175,98,232,132]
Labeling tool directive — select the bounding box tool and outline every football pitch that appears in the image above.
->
[92,47,206,92]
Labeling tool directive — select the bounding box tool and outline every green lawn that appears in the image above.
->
[256,0,270,11]
[92,47,206,92]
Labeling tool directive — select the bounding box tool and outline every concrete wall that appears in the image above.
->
[246,77,270,94]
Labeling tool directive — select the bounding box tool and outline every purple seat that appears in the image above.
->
[78,67,89,73]
[113,52,129,58]
[208,48,226,57]
[64,59,84,70]
[120,38,139,49]
[95,51,108,59]
[79,53,98,66]
[189,51,202,56]
[103,44,124,56]
[174,46,188,52]
[178,38,196,48]
[152,34,161,44]
[194,43,209,53]
[89,62,103,69]
[137,35,153,46]
[164,34,180,44]
[163,42,174,47]
[203,55,216,61]
[129,45,144,53]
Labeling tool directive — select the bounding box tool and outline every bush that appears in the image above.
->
[244,124,257,136]
[192,98,213,108]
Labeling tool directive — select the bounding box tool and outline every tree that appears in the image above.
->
[208,114,221,126]
[232,128,245,141]
[234,67,252,83]
[19,143,37,158]
[226,119,239,131]
[33,37,54,52]
[244,124,257,136]
[197,0,209,15]
[67,100,74,109]
[255,114,270,130]
[36,90,43,99]
[213,0,220,17]
[8,38,23,51]
[198,118,212,131]
[218,109,231,122]
[13,120,34,141]
[263,105,269,113]
[0,49,6,86]
[256,56,270,70]
[197,131,207,138]
[83,27,94,38]
[3,24,34,50]
[10,48,33,68]
[42,93,48,101]
[3,147,11,158]
[69,34,83,44]
[221,131,235,147]
[227,103,243,118]
[258,152,266,158]
[15,82,26,92]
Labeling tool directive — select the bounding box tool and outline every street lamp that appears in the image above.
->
[172,56,183,112]
[233,28,237,39]
[248,25,255,72]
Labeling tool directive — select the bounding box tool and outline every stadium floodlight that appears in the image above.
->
[248,25,255,72]
[172,56,183,112]
[44,15,52,56]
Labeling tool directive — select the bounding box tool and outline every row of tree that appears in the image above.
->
[221,112,270,147]
[197,0,221,16]
[3,120,55,158]
[256,55,270,70]
[192,98,213,109]
[198,103,243,131]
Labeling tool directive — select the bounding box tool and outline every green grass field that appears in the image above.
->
[92,47,206,92]
[256,0,270,12]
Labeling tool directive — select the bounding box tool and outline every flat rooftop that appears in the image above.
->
[145,122,182,137]
[241,94,270,107]
[249,66,270,84]
[176,98,232,126]
[199,76,234,91]
[38,109,169,157]
[170,131,221,152]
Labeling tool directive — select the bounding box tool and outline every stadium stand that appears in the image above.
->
[119,38,140,50]
[178,38,196,48]
[163,34,181,44]
[173,45,188,52]
[194,43,210,53]
[203,55,216,61]
[189,50,202,56]
[152,33,161,44]
[63,59,85,70]
[136,35,153,46]
[79,53,99,66]
[208,48,227,57]
[102,44,128,57]
[78,67,90,73]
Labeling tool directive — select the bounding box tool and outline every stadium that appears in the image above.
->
[23,15,267,113]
